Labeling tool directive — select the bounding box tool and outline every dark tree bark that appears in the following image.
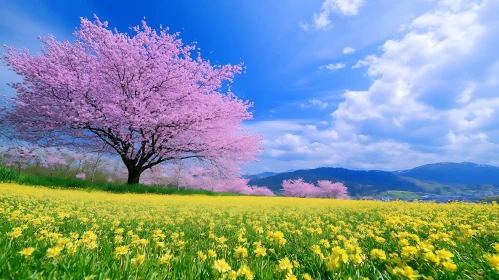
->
[127,167,142,185]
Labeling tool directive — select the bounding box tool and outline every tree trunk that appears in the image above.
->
[127,168,142,184]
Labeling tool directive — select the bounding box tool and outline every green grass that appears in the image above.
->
[377,190,421,200]
[0,165,234,196]
[480,196,499,203]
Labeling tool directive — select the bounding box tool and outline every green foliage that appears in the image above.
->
[378,191,421,200]
[479,196,499,203]
[0,165,233,196]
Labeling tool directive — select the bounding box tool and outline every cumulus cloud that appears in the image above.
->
[245,0,499,173]
[313,12,333,30]
[299,21,310,31]
[301,99,329,109]
[343,47,356,54]
[320,62,346,71]
[303,0,366,31]
[322,0,365,16]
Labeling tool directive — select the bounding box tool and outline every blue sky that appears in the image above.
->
[1,0,499,174]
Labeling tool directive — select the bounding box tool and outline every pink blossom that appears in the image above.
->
[281,178,350,199]
[2,15,262,184]
[75,173,86,180]
[316,180,350,199]
[282,178,318,198]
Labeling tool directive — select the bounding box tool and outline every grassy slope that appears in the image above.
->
[0,165,234,196]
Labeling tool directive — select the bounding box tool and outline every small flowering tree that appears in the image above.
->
[281,178,350,199]
[173,165,274,196]
[1,146,39,171]
[317,180,350,199]
[281,178,318,198]
[2,15,262,184]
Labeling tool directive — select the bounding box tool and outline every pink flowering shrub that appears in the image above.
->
[171,165,274,196]
[75,173,86,180]
[281,178,350,199]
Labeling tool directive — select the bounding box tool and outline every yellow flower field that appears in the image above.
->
[1,182,499,279]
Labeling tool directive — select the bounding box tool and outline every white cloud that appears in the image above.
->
[343,47,356,54]
[305,0,366,31]
[320,62,346,71]
[322,0,365,16]
[245,0,499,173]
[301,99,329,109]
[313,11,333,30]
[333,1,489,127]
[455,83,476,104]
[299,21,310,31]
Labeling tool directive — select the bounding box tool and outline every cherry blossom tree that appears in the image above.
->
[281,178,350,199]
[174,165,274,196]
[2,15,262,184]
[281,178,318,198]
[1,146,39,171]
[317,180,350,199]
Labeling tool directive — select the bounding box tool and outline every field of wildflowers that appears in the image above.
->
[1,183,498,279]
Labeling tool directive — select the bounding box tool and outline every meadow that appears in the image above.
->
[1,183,499,279]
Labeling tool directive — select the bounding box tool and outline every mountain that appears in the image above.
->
[248,162,499,197]
[242,172,278,180]
[248,167,425,196]
[394,162,499,185]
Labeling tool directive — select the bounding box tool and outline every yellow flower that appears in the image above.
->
[276,257,293,272]
[311,245,322,255]
[159,252,173,264]
[197,251,207,261]
[401,246,418,259]
[399,239,410,246]
[331,246,348,263]
[19,247,35,257]
[392,265,420,279]
[285,273,297,280]
[228,270,238,279]
[7,228,23,238]
[302,273,313,280]
[442,261,458,272]
[484,254,499,271]
[46,246,63,258]
[370,249,387,261]
[213,259,231,273]
[254,246,267,257]
[114,246,129,257]
[131,254,145,266]
[324,255,341,271]
[436,249,454,260]
[208,249,217,258]
[237,264,254,280]
[423,251,440,264]
[375,236,386,243]
[234,246,248,258]
[351,253,363,265]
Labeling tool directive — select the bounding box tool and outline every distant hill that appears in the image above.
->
[248,167,425,196]
[393,162,499,185]
[247,162,499,196]
[242,172,278,180]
